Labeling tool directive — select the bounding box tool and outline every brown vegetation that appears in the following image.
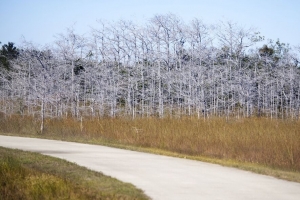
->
[1,114,299,172]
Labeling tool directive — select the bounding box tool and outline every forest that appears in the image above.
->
[1,14,300,124]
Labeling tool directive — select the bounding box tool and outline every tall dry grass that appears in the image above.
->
[1,114,299,171]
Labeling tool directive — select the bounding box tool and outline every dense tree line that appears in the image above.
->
[1,14,300,126]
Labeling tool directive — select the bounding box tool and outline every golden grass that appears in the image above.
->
[1,114,300,176]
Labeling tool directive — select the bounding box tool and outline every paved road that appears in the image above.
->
[1,135,300,200]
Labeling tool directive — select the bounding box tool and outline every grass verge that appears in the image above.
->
[0,146,149,200]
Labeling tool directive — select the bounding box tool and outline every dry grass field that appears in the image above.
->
[1,115,299,173]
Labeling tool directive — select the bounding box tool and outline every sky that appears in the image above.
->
[1,0,300,48]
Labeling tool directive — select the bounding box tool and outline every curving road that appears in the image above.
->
[1,135,300,200]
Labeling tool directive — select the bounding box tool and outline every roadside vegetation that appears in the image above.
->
[1,13,300,192]
[0,146,149,200]
[1,115,300,183]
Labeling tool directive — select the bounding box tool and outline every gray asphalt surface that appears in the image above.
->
[0,135,300,200]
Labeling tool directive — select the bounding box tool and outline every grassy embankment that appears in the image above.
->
[1,114,300,183]
[0,146,149,200]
